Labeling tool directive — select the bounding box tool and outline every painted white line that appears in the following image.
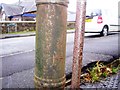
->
[0,49,35,58]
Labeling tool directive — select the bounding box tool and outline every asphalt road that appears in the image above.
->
[1,32,120,78]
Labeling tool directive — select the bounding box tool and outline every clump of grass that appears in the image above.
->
[81,59,120,83]
[66,59,120,86]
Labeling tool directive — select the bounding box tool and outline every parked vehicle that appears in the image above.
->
[85,9,110,36]
[68,0,120,36]
[85,0,120,36]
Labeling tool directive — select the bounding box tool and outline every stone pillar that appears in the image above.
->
[34,0,68,89]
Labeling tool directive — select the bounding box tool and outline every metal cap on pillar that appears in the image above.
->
[34,0,68,89]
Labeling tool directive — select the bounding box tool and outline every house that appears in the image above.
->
[0,3,23,21]
[0,0,36,21]
[17,0,36,21]
[0,0,76,22]
[0,5,2,21]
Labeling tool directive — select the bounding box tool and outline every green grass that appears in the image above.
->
[5,29,74,35]
[7,30,35,34]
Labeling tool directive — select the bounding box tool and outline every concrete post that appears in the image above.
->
[34,0,68,89]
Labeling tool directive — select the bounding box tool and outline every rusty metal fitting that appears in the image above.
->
[36,0,69,7]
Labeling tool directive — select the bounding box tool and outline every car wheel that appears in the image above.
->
[101,26,108,36]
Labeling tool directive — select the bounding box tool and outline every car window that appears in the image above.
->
[86,9,102,18]
[92,9,102,16]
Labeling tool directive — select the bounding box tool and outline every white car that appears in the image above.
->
[68,0,120,36]
[68,8,119,36]
[85,9,109,36]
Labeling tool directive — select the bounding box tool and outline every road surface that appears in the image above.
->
[1,32,119,78]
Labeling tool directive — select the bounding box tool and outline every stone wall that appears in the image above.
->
[1,22,75,34]
[1,23,36,33]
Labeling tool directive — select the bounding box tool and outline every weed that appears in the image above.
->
[81,59,120,83]
[112,68,118,74]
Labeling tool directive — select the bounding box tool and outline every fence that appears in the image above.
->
[0,21,75,34]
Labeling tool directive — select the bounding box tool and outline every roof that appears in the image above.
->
[0,0,36,17]
[19,1,36,13]
[1,3,23,16]
[0,4,2,13]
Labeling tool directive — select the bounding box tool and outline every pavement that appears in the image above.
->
[1,30,120,89]
[0,32,36,39]
[0,30,75,39]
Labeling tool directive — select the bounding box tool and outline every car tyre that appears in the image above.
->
[101,26,109,36]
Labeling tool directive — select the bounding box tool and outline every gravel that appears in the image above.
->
[80,71,120,90]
